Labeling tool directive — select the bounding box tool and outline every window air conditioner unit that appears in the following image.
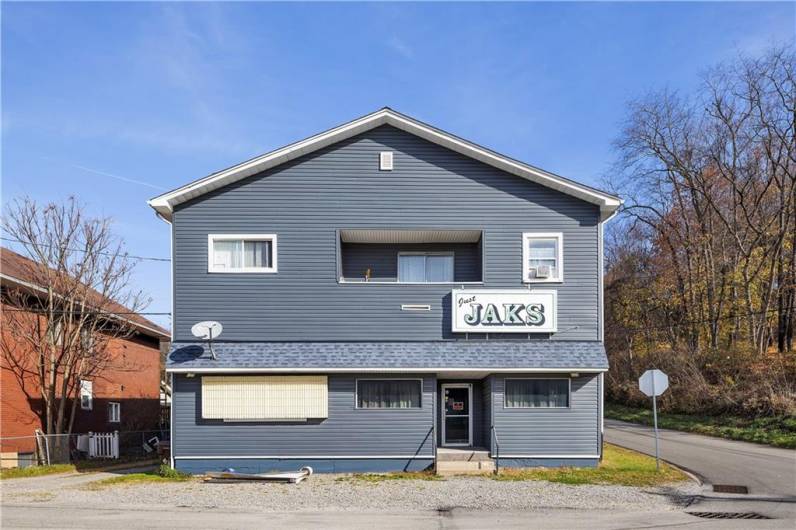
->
[535,265,551,278]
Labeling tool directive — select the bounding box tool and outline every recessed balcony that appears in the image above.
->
[338,229,483,284]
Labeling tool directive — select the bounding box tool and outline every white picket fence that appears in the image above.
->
[88,431,119,459]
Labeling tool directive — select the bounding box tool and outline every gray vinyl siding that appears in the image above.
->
[341,242,481,282]
[172,125,599,342]
[490,374,599,456]
[172,374,435,458]
[483,377,493,452]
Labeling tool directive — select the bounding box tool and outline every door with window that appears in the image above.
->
[441,384,471,446]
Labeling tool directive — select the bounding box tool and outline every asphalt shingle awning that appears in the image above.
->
[166,341,608,372]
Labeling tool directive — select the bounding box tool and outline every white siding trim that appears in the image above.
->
[492,454,601,459]
[175,455,434,460]
[170,372,175,469]
[598,222,604,341]
[168,367,608,374]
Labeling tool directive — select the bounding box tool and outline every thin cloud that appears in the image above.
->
[387,36,414,59]
[69,162,166,191]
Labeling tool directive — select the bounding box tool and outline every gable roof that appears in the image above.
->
[0,247,170,340]
[148,107,622,222]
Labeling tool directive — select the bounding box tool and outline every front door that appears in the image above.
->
[442,384,471,446]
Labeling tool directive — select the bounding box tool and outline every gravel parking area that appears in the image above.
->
[2,472,698,513]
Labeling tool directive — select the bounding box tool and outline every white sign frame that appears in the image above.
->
[451,289,557,333]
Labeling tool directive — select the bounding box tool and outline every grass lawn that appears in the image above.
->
[606,403,796,449]
[0,457,160,480]
[0,464,76,480]
[84,465,192,489]
[494,444,687,486]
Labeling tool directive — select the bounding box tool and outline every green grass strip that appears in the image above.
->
[606,403,796,449]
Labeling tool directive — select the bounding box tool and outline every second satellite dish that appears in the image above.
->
[191,321,223,359]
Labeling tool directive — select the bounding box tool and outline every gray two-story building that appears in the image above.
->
[149,108,621,474]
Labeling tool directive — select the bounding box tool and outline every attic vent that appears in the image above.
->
[379,151,394,171]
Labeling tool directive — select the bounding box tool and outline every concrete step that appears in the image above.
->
[436,448,492,462]
[436,460,496,476]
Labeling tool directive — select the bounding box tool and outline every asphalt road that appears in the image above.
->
[3,504,795,529]
[605,419,796,498]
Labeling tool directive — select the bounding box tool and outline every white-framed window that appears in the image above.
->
[80,380,93,411]
[397,253,454,283]
[208,234,277,273]
[522,232,563,283]
[108,402,121,423]
[504,378,570,408]
[356,379,422,409]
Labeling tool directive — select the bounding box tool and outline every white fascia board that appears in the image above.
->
[148,109,621,221]
[175,454,434,460]
[166,366,607,374]
[491,454,601,459]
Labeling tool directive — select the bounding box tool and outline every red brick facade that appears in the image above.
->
[0,247,169,458]
[1,305,165,454]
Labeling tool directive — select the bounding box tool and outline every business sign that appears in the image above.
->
[451,290,557,333]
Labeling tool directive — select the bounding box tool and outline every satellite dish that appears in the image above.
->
[191,321,223,359]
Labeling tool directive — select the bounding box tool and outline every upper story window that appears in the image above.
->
[208,234,277,273]
[80,380,93,410]
[108,402,121,423]
[397,253,454,283]
[522,232,563,283]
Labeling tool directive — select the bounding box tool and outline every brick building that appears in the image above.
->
[0,247,169,467]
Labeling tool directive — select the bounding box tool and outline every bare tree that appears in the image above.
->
[610,44,795,355]
[1,196,149,438]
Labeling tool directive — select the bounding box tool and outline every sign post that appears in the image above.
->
[638,369,669,471]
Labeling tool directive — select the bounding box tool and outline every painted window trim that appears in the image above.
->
[397,252,455,284]
[503,377,572,409]
[354,378,423,410]
[522,232,563,283]
[207,234,278,274]
[108,401,121,423]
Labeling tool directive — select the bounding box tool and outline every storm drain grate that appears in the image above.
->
[686,512,771,520]
[713,484,749,494]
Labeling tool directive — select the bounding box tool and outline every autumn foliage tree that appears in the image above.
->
[605,46,795,416]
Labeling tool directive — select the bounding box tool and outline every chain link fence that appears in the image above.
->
[1,429,169,468]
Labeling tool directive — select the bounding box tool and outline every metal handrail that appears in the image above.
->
[491,424,500,475]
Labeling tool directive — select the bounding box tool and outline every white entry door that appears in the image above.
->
[441,384,472,446]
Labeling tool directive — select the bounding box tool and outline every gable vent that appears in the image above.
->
[379,151,394,171]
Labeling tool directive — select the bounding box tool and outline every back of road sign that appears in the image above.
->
[639,369,669,397]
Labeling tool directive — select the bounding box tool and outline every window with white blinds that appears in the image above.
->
[201,376,328,421]
[208,234,277,273]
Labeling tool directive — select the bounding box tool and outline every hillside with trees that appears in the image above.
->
[605,46,795,421]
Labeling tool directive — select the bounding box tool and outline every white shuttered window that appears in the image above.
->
[201,376,328,421]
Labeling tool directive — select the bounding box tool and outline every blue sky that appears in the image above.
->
[2,2,793,329]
